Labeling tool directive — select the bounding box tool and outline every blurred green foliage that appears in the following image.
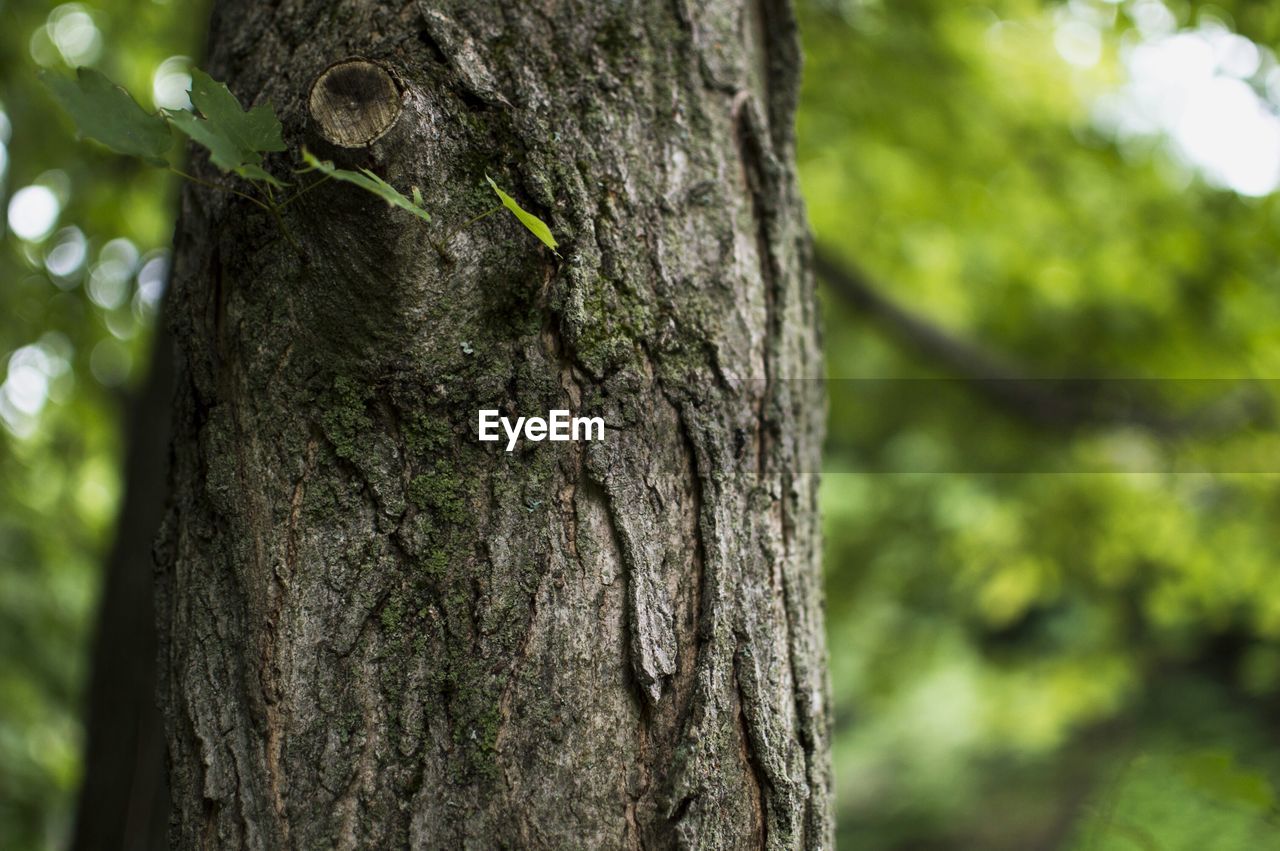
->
[0,1,203,846]
[4,0,1280,848]
[800,0,1280,846]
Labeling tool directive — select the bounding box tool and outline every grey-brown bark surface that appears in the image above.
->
[158,0,829,847]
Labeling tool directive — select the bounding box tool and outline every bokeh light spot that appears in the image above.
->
[43,227,87,280]
[89,339,131,387]
[1054,19,1102,68]
[48,4,102,67]
[7,186,60,242]
[135,251,169,309]
[1095,20,1280,197]
[152,56,193,110]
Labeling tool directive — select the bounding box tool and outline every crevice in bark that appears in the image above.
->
[735,642,771,848]
[594,465,668,709]
[753,0,803,155]
[671,402,710,738]
[734,92,783,484]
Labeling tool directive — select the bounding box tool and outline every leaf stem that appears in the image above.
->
[440,204,503,250]
[168,167,271,211]
[458,204,503,231]
[269,202,303,256]
[278,174,333,208]
[261,183,303,258]
[430,204,504,262]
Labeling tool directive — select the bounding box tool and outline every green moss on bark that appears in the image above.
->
[409,463,465,522]
[320,376,373,461]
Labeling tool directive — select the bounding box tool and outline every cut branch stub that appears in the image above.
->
[308,59,402,148]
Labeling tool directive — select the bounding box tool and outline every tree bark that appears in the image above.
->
[158,0,829,847]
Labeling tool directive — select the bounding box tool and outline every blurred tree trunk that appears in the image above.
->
[157,0,830,847]
[72,323,172,851]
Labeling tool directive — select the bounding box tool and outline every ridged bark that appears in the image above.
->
[158,0,829,847]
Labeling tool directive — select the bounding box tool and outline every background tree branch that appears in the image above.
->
[814,246,1272,437]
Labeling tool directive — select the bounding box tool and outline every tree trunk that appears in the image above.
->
[158,0,830,847]
[72,323,172,851]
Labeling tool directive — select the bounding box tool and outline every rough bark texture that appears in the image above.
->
[158,0,829,847]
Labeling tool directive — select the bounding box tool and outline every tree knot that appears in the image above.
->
[308,58,402,148]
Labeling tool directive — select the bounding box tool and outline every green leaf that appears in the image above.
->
[40,68,172,165]
[301,150,431,222]
[166,69,285,179]
[187,68,284,157]
[1178,751,1277,812]
[485,175,559,254]
[165,109,249,173]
